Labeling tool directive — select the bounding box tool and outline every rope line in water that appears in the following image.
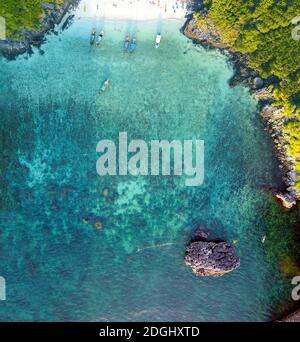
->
[136,242,178,253]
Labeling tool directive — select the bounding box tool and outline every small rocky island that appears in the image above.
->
[185,231,240,277]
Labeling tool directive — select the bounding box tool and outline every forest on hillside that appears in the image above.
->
[0,0,64,39]
[198,0,300,188]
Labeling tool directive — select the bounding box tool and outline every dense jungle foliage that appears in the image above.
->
[198,0,300,187]
[0,1,64,39]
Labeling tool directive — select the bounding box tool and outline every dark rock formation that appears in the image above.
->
[185,231,240,277]
[82,213,104,230]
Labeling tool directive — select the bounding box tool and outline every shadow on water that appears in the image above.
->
[102,64,111,82]
[156,14,163,35]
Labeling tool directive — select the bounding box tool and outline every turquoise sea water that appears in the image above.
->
[0,17,299,321]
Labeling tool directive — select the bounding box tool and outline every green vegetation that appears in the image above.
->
[0,0,64,40]
[197,0,300,184]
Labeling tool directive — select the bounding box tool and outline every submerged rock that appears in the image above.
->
[94,220,103,230]
[185,232,240,277]
[102,187,109,198]
[82,213,104,230]
[194,229,209,241]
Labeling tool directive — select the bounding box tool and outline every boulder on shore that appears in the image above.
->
[275,193,296,209]
[185,231,240,277]
[253,77,264,89]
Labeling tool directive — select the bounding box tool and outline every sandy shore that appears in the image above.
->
[75,0,188,20]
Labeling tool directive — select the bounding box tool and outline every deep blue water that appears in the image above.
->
[0,18,298,321]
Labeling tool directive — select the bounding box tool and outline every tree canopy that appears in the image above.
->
[199,0,300,188]
[0,0,64,39]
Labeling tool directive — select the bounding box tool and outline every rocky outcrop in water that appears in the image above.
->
[185,231,240,277]
[0,0,79,59]
[184,16,299,207]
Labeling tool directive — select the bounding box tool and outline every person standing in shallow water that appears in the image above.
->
[124,34,130,52]
[90,28,96,47]
[130,37,137,53]
[96,30,104,47]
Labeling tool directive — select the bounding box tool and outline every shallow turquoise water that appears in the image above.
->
[0,18,297,321]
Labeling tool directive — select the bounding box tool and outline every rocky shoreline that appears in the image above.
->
[183,15,300,209]
[0,0,79,59]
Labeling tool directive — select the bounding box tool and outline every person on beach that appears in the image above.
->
[98,79,109,95]
[124,34,130,52]
[96,30,104,47]
[130,37,137,53]
[155,33,161,48]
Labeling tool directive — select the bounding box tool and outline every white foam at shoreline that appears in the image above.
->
[75,0,188,20]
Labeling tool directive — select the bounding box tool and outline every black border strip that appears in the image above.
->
[0,322,299,339]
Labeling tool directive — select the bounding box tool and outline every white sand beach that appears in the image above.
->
[76,0,189,20]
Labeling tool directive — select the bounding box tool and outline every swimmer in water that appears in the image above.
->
[90,28,96,47]
[96,30,104,47]
[130,37,137,53]
[124,34,130,52]
[98,79,109,95]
